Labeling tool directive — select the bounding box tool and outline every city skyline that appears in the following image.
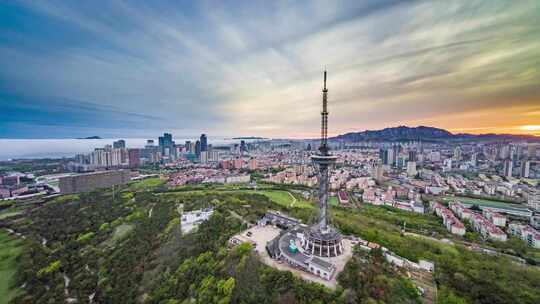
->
[1,0,540,139]
[2,2,540,301]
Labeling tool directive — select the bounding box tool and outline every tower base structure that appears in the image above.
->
[302,225,343,257]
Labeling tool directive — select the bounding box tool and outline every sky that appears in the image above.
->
[1,0,539,139]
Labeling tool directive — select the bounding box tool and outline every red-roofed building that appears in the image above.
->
[449,201,475,221]
[431,201,466,236]
[362,188,377,203]
[337,190,349,204]
[471,214,507,242]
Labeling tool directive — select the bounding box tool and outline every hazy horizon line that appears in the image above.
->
[1,124,539,141]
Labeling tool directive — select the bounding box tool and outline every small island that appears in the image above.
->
[76,136,102,139]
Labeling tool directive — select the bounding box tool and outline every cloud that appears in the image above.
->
[0,0,539,138]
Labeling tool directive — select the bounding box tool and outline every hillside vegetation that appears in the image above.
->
[1,181,539,303]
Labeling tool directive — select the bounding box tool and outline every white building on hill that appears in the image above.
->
[181,208,214,234]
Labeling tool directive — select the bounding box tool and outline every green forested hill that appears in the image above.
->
[1,181,539,303]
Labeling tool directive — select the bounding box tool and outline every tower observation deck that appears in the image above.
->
[302,71,343,257]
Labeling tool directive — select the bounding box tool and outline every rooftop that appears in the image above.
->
[310,257,334,272]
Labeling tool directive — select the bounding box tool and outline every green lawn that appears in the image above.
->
[0,231,24,304]
[328,196,339,206]
[128,178,165,191]
[245,190,313,209]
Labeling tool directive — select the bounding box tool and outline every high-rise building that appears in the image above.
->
[240,140,247,153]
[200,134,208,152]
[406,161,417,177]
[141,140,159,163]
[113,139,126,149]
[499,145,510,160]
[503,159,513,177]
[397,155,406,169]
[90,148,113,168]
[527,145,537,158]
[516,145,524,160]
[511,146,519,166]
[200,151,208,163]
[470,152,478,167]
[453,146,462,161]
[379,148,389,165]
[408,150,417,162]
[75,154,88,164]
[521,161,530,178]
[371,162,384,182]
[195,140,201,158]
[392,145,400,165]
[128,148,140,168]
[111,148,128,166]
[233,158,243,170]
[430,151,441,162]
[444,158,452,171]
[159,133,175,158]
[208,151,220,162]
[184,141,192,153]
[248,158,257,170]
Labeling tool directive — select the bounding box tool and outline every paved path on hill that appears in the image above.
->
[409,269,436,304]
[287,191,297,207]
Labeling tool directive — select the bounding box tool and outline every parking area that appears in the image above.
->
[232,225,281,253]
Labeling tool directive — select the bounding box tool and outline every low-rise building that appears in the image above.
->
[393,201,425,214]
[0,187,11,198]
[181,208,214,234]
[430,202,466,236]
[362,188,376,203]
[483,209,507,227]
[258,211,301,229]
[508,223,540,249]
[337,190,349,204]
[471,214,507,242]
[528,191,540,211]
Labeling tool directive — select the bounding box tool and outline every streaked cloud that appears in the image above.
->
[0,0,538,138]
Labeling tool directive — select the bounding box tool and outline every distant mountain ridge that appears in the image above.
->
[331,125,540,142]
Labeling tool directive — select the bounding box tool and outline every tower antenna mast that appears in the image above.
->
[320,70,329,156]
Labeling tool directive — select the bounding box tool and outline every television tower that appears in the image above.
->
[302,70,343,257]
